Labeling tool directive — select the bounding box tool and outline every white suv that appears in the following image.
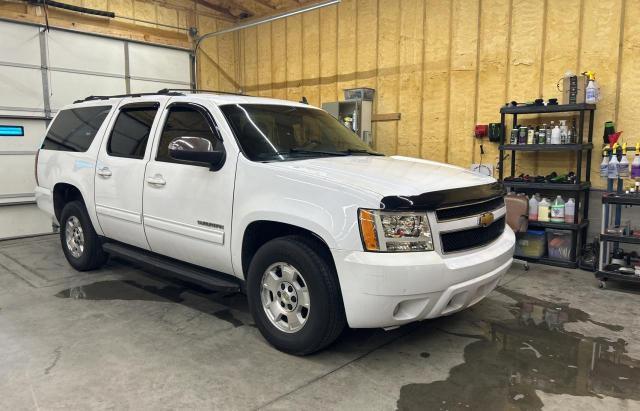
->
[35,90,514,355]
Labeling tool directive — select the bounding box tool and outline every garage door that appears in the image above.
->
[0,19,192,239]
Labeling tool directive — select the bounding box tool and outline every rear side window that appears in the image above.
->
[42,106,111,152]
[107,103,159,159]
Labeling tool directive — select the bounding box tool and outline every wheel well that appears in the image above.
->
[53,183,85,221]
[241,221,334,279]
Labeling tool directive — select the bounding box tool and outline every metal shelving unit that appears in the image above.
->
[498,103,596,269]
[596,193,640,288]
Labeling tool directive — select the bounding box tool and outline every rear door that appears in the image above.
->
[94,98,166,249]
[142,101,238,274]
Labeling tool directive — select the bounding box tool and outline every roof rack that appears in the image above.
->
[73,90,184,104]
[73,88,246,104]
[158,88,246,96]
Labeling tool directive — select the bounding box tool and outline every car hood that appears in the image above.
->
[269,155,495,197]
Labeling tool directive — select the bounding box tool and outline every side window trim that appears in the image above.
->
[106,101,161,160]
[164,102,223,141]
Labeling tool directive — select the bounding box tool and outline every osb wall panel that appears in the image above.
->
[237,0,640,189]
[0,0,239,94]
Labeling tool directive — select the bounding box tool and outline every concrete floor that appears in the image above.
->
[1,235,639,410]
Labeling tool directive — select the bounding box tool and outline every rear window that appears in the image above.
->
[42,106,111,152]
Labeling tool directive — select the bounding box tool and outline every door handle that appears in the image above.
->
[146,175,166,186]
[97,167,112,177]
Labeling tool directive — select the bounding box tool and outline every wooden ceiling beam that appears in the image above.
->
[251,0,278,10]
[197,0,255,19]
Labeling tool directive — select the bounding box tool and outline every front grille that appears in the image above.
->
[436,196,505,221]
[440,217,505,253]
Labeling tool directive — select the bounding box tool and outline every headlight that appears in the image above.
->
[358,209,434,252]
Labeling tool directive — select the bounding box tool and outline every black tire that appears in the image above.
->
[59,201,108,271]
[247,235,346,355]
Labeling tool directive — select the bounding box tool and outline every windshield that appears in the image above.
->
[219,104,381,161]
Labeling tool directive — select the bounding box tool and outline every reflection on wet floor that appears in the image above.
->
[397,287,638,410]
[55,278,249,329]
[54,272,639,410]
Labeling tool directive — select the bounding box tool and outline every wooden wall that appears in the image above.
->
[0,0,240,93]
[237,0,640,189]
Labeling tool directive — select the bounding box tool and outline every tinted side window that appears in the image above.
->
[42,106,111,152]
[156,106,221,164]
[107,105,159,159]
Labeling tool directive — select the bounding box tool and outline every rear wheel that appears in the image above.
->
[247,236,346,355]
[59,201,107,271]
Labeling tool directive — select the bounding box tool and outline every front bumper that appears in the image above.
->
[332,228,515,328]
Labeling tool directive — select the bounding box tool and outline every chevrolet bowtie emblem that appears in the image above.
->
[479,212,495,227]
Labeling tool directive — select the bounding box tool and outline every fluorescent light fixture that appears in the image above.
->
[0,125,24,137]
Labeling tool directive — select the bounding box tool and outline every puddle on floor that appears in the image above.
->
[55,279,249,328]
[397,287,637,410]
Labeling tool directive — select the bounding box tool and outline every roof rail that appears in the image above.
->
[157,88,246,96]
[73,90,185,104]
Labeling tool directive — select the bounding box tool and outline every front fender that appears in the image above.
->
[231,156,382,277]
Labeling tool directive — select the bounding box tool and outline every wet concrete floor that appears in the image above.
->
[1,235,639,410]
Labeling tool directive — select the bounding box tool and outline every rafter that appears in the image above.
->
[197,0,255,19]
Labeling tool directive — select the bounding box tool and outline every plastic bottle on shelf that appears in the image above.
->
[538,125,547,144]
[608,144,619,179]
[518,126,527,145]
[528,195,539,221]
[600,148,609,178]
[546,122,554,144]
[550,195,565,223]
[559,120,568,144]
[564,198,575,223]
[538,198,550,222]
[527,127,536,145]
[551,124,562,144]
[586,75,598,104]
[632,143,640,178]
[619,143,630,178]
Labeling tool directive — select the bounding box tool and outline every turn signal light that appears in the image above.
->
[358,209,380,251]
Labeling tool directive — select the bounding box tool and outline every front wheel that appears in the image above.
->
[59,201,107,271]
[247,236,346,355]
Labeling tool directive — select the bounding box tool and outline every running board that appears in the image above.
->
[102,242,241,293]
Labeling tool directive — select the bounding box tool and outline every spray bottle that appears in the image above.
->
[600,147,609,178]
[584,71,599,104]
[619,142,630,178]
[632,143,640,179]
[608,143,619,180]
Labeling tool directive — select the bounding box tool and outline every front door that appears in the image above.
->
[142,101,237,274]
[94,99,164,249]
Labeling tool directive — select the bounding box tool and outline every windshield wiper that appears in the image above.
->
[340,148,385,156]
[273,148,349,157]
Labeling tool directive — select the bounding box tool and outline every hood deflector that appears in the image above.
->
[380,182,506,211]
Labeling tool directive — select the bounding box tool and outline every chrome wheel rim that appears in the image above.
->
[65,216,85,258]
[260,262,310,333]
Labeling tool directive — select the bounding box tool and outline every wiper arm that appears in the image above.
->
[287,148,348,156]
[341,148,384,156]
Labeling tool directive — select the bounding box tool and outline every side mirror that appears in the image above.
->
[168,136,225,171]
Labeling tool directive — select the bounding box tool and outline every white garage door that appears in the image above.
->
[0,19,192,239]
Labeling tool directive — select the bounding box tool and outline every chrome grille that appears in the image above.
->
[436,196,505,221]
